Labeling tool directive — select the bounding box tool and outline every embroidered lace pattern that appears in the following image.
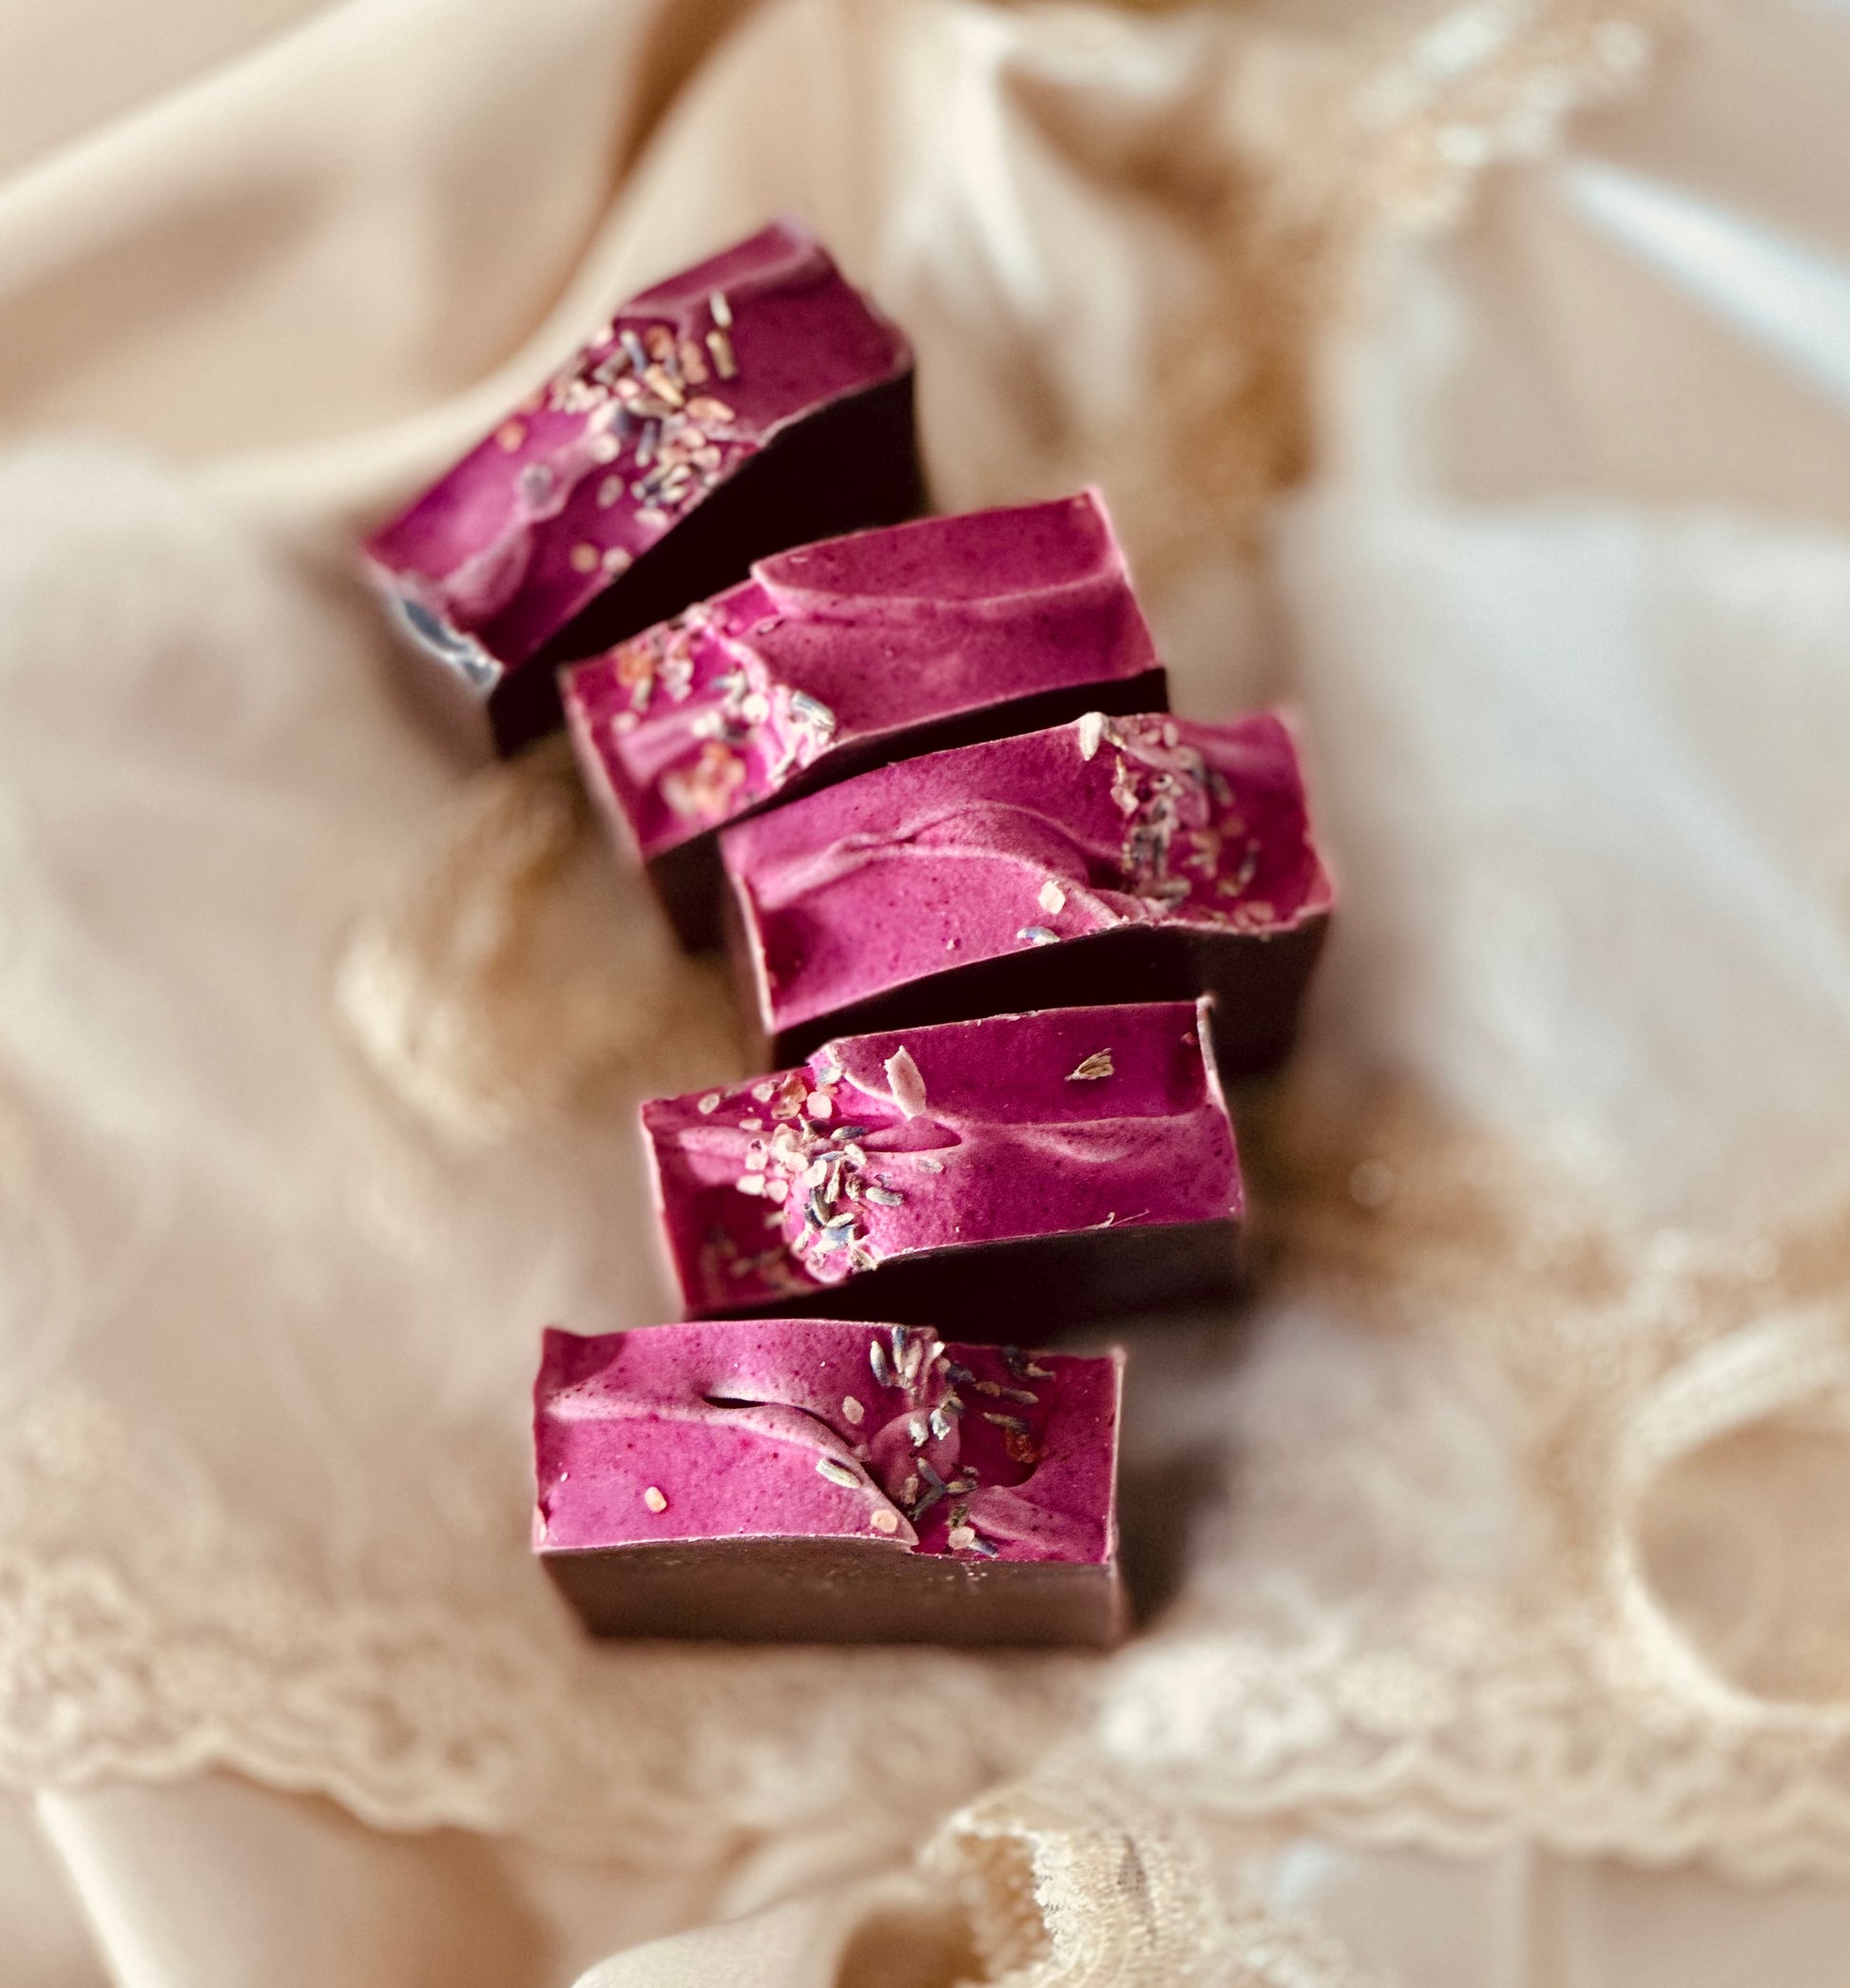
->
[924,1775,1379,1985]
[1094,1089,1850,1882]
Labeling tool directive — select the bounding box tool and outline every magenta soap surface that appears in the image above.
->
[722,709,1334,1069]
[363,220,918,754]
[641,997,1242,1331]
[562,492,1166,943]
[532,1318,1125,1644]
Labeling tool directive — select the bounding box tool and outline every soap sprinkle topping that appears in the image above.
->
[610,601,845,837]
[719,1083,911,1282]
[884,1046,929,1119]
[621,1322,1063,1567]
[1002,1347,1054,1381]
[541,289,748,575]
[973,1380,1039,1406]
[1099,716,1273,927]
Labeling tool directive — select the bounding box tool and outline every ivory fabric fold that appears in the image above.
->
[10,0,1850,1982]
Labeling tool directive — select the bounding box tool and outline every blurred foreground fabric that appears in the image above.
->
[7,0,1850,1980]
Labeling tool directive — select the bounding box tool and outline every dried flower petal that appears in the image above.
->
[884,1046,929,1118]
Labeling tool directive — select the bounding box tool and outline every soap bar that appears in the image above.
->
[564,491,1167,946]
[722,710,1332,1071]
[363,220,920,756]
[641,997,1241,1332]
[532,1318,1125,1646]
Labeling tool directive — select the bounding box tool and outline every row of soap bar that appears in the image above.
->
[561,499,1330,1071]
[365,220,1333,1650]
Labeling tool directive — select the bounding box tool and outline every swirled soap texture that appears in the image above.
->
[722,709,1333,1069]
[532,1318,1124,1646]
[641,998,1241,1332]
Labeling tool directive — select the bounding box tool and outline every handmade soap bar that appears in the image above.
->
[722,710,1332,1071]
[641,998,1241,1331]
[532,1318,1125,1645]
[363,220,920,755]
[564,491,1167,946]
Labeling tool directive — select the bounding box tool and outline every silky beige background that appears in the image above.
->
[7,0,1850,1981]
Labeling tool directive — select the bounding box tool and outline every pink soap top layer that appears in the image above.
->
[562,492,1158,861]
[642,999,1240,1316]
[363,220,912,678]
[533,1319,1121,1565]
[723,710,1334,1036]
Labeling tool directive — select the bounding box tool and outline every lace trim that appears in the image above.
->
[926,1775,1378,1987]
[1084,1091,1850,1882]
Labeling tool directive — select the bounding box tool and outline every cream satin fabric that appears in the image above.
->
[9,0,1850,1982]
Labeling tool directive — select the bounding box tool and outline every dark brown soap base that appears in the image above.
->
[751,914,1330,1076]
[445,370,925,759]
[699,1217,1242,1336]
[657,663,1170,949]
[542,1534,1125,1646]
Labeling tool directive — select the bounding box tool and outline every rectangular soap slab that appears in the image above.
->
[564,491,1167,946]
[363,220,920,756]
[722,710,1333,1071]
[533,1318,1125,1646]
[641,998,1242,1332]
